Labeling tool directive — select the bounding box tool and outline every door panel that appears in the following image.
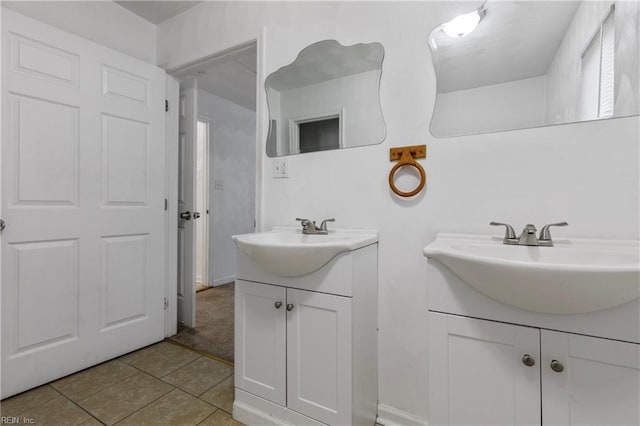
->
[102,114,148,205]
[8,239,79,353]
[428,313,541,426]
[286,288,352,425]
[542,330,640,425]
[10,94,78,205]
[235,280,286,405]
[1,9,166,398]
[177,82,197,328]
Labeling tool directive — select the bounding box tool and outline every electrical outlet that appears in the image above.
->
[273,158,289,178]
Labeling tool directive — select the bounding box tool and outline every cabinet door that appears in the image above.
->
[428,313,541,425]
[235,280,286,405]
[286,288,352,425]
[542,330,640,425]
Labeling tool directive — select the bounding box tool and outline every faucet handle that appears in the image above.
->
[320,218,335,231]
[296,217,313,228]
[539,222,568,241]
[490,222,517,240]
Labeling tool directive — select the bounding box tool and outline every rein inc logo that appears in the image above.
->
[0,418,34,424]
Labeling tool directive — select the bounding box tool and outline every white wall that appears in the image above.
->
[198,90,256,287]
[1,1,156,64]
[159,2,639,422]
[275,69,384,153]
[431,76,547,136]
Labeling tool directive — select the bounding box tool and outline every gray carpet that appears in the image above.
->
[169,282,235,363]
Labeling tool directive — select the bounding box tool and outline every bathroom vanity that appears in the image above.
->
[424,233,640,425]
[232,227,378,425]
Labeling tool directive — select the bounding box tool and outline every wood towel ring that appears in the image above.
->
[388,145,427,197]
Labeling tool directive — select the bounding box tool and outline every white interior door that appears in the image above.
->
[1,9,167,398]
[542,330,640,425]
[177,79,197,328]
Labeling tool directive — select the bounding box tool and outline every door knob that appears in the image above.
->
[274,301,282,309]
[550,360,564,373]
[180,211,191,220]
[286,303,294,311]
[522,354,535,367]
[193,212,201,219]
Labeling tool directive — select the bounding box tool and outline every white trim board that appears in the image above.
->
[377,403,428,426]
[212,275,235,287]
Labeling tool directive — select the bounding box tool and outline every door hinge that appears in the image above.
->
[165,99,169,112]
[164,298,169,310]
[164,198,168,211]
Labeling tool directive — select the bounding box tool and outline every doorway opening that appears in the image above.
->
[169,42,257,364]
[196,120,210,292]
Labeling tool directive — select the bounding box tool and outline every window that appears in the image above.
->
[579,8,615,120]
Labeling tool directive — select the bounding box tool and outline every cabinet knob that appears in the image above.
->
[274,301,282,309]
[286,303,294,311]
[550,360,564,373]
[521,354,535,367]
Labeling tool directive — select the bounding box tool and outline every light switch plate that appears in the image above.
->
[214,180,224,190]
[273,158,289,178]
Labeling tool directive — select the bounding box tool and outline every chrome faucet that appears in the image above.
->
[296,217,335,235]
[490,221,568,247]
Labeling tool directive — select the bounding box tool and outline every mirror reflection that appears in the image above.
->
[265,40,386,157]
[429,1,640,137]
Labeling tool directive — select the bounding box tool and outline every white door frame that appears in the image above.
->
[164,76,180,337]
[163,33,263,336]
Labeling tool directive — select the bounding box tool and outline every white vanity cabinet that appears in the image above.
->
[235,280,352,425]
[541,330,640,425]
[428,313,541,425]
[233,234,378,426]
[428,313,640,426]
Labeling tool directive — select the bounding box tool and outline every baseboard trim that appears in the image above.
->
[377,403,428,426]
[212,275,235,287]
[233,389,324,426]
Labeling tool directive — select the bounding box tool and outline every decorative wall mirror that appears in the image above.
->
[429,1,640,137]
[265,40,386,157]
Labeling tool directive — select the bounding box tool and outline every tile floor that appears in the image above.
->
[0,341,243,426]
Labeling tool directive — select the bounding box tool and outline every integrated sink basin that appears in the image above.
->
[233,227,378,277]
[424,233,640,314]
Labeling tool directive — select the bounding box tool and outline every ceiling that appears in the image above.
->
[431,1,581,93]
[179,45,258,111]
[114,1,201,24]
[266,41,384,92]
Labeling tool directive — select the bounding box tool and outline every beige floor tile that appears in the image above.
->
[120,342,200,377]
[0,385,60,417]
[78,371,173,425]
[198,410,244,426]
[79,417,104,426]
[162,357,232,396]
[116,388,216,426]
[19,395,91,425]
[51,360,138,401]
[199,376,234,413]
